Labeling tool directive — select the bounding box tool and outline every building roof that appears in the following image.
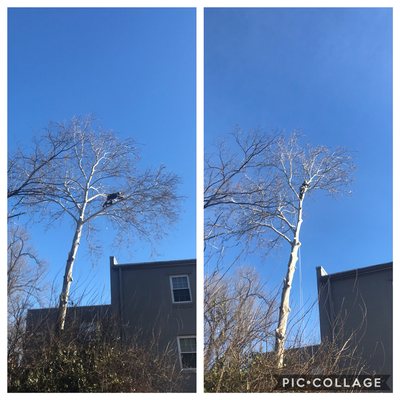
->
[317,262,392,283]
[110,256,196,270]
[27,304,111,313]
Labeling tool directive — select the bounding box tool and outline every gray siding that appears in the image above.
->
[25,304,113,357]
[110,257,196,392]
[317,263,392,389]
[26,304,112,334]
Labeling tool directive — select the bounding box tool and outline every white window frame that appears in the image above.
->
[169,274,192,304]
[177,336,196,371]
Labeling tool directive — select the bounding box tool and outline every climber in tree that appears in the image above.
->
[103,192,124,208]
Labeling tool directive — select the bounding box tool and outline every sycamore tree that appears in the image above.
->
[205,129,354,368]
[10,117,181,332]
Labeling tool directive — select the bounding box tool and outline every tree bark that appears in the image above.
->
[274,197,305,368]
[56,218,84,332]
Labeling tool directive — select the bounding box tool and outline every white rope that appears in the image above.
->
[299,246,304,329]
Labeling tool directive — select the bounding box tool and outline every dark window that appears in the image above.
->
[181,353,196,369]
[170,275,191,303]
[178,337,196,369]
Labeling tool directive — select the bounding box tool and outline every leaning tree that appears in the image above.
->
[10,117,181,332]
[204,129,354,368]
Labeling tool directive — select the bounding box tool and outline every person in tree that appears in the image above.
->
[103,192,124,208]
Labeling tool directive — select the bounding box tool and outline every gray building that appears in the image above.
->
[26,304,112,341]
[110,257,196,392]
[317,262,392,389]
[26,257,196,392]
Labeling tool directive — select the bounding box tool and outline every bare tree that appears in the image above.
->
[204,267,277,391]
[8,223,46,363]
[12,117,181,332]
[205,130,354,368]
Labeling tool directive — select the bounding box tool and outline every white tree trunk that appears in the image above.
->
[275,197,305,368]
[56,218,84,332]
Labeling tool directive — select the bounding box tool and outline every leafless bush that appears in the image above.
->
[8,309,184,393]
[204,269,367,393]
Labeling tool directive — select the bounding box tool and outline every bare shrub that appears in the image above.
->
[8,310,184,393]
[204,270,367,393]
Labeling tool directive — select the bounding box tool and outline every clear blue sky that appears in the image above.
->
[8,8,196,305]
[205,8,392,343]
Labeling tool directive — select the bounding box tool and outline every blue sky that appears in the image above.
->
[205,8,392,343]
[7,7,393,342]
[8,8,196,305]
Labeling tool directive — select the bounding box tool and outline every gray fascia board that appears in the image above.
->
[318,262,392,283]
[111,258,196,271]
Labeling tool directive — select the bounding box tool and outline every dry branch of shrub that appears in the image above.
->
[204,269,367,393]
[9,312,184,393]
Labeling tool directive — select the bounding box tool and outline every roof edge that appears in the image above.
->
[319,262,392,282]
[111,258,196,269]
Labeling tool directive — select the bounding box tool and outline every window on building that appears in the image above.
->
[177,336,196,370]
[170,275,192,303]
